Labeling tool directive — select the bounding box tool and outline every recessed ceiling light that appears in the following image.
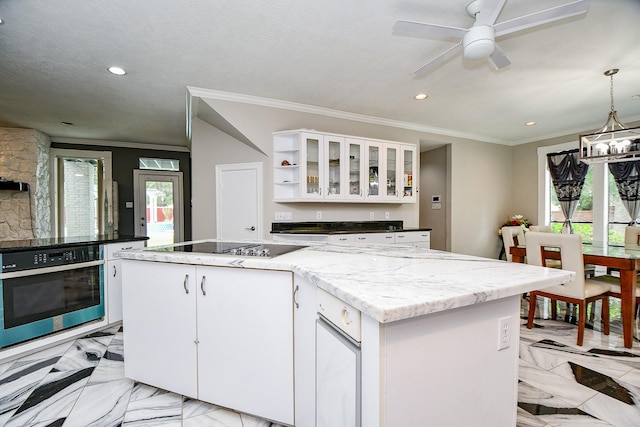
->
[61,121,74,126]
[108,66,126,76]
[524,121,537,126]
[414,93,428,100]
[0,17,5,25]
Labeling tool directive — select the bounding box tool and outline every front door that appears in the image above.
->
[134,170,184,247]
[216,163,262,240]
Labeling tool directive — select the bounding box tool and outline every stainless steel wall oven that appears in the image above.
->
[1,243,104,348]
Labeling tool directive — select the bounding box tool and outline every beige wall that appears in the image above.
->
[192,100,425,241]
[450,140,514,258]
[420,145,449,251]
[191,97,521,259]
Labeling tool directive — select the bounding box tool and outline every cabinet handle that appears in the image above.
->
[293,285,300,309]
[183,274,189,294]
[200,276,206,296]
[113,265,117,277]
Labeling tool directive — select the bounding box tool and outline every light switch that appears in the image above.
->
[432,202,442,210]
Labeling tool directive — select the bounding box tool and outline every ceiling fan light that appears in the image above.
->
[462,25,495,60]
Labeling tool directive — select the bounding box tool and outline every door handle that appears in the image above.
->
[245,226,256,231]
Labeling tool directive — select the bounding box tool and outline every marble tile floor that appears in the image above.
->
[0,307,638,427]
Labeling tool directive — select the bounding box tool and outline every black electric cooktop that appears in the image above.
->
[156,242,306,258]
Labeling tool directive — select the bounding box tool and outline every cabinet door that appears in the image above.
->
[316,319,361,427]
[324,134,344,200]
[345,138,365,200]
[301,132,324,199]
[121,261,197,398]
[400,144,417,203]
[365,142,382,199]
[384,144,400,201]
[106,259,122,323]
[197,267,295,425]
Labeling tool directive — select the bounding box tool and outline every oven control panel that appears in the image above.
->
[1,244,101,273]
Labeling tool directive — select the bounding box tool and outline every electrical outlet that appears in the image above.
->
[369,212,374,220]
[275,212,292,220]
[385,211,390,219]
[498,316,511,351]
[316,211,322,220]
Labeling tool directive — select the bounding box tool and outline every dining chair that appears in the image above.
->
[625,225,640,245]
[501,226,526,262]
[529,225,553,232]
[525,232,611,346]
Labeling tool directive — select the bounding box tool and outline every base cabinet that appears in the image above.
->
[103,240,146,324]
[121,261,297,425]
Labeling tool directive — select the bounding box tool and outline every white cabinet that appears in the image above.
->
[273,130,416,203]
[121,261,297,425]
[400,145,417,203]
[122,261,198,397]
[275,230,431,248]
[103,240,145,324]
[197,267,294,424]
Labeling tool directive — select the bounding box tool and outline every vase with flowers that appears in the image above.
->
[498,214,531,235]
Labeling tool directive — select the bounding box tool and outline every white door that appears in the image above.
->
[134,170,184,247]
[216,163,262,240]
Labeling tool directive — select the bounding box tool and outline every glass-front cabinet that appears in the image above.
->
[345,138,365,200]
[401,145,417,202]
[301,132,323,200]
[273,130,416,203]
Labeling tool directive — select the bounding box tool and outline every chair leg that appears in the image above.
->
[602,297,610,336]
[527,293,536,329]
[577,301,586,346]
[551,299,557,320]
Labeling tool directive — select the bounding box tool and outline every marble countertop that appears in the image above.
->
[116,240,573,323]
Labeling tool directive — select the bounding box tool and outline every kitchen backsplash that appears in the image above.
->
[0,127,51,240]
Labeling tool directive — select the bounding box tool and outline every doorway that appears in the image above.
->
[216,162,262,240]
[134,170,184,247]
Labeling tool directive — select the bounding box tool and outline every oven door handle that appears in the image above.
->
[0,259,105,279]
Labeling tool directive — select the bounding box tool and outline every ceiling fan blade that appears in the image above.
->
[393,20,467,40]
[494,0,591,37]
[475,0,507,26]
[488,44,511,69]
[413,42,463,77]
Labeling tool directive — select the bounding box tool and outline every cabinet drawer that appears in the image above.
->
[105,240,146,260]
[395,231,430,244]
[354,233,395,244]
[317,288,361,342]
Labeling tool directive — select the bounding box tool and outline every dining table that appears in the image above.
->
[510,242,639,349]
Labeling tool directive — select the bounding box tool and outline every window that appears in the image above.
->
[139,158,179,171]
[51,149,113,237]
[538,142,627,245]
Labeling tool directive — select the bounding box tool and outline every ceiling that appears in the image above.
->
[1,0,639,151]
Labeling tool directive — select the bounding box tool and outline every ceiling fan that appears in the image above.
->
[393,0,591,76]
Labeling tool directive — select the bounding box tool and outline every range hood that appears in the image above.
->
[0,179,30,191]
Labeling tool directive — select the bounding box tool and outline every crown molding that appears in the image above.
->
[186,86,506,145]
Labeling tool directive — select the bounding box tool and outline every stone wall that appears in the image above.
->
[0,128,51,240]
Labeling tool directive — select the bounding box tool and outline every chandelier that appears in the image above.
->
[579,69,640,164]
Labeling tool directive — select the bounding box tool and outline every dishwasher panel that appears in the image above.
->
[316,317,361,427]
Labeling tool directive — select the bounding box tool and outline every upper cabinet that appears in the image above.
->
[273,130,417,204]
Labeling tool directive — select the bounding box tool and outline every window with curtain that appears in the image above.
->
[541,143,631,245]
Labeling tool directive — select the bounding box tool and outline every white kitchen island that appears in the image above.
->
[117,241,572,427]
